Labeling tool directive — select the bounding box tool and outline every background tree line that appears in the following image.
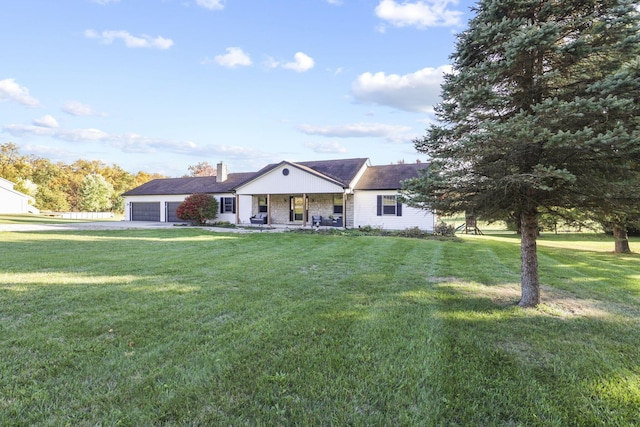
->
[0,142,165,213]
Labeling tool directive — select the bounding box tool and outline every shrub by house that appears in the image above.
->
[176,193,218,225]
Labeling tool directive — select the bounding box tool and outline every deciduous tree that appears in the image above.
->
[0,143,164,213]
[79,173,114,212]
[186,161,216,177]
[0,142,31,182]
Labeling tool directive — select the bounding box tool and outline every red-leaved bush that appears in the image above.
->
[176,193,218,225]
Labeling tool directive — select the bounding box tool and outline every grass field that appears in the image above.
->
[1,225,638,426]
[0,214,123,225]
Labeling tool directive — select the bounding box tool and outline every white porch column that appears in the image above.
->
[235,194,239,225]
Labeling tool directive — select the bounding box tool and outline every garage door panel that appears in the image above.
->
[131,202,160,221]
[166,202,182,222]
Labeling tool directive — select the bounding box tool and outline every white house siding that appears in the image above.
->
[215,193,237,224]
[0,189,31,214]
[236,164,344,195]
[0,178,33,214]
[238,194,253,224]
[353,190,436,231]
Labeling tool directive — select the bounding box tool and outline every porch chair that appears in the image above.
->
[250,213,268,224]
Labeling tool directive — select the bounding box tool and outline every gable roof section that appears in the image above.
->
[355,163,429,190]
[296,158,369,186]
[237,158,369,189]
[122,172,256,196]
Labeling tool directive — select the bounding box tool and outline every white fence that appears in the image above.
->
[50,212,115,219]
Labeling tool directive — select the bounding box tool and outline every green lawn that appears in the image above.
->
[0,214,123,225]
[1,228,638,426]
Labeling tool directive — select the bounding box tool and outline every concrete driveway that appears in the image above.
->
[0,221,175,232]
[0,221,278,233]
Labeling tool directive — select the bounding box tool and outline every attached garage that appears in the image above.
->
[165,202,182,222]
[130,202,161,222]
[121,171,253,223]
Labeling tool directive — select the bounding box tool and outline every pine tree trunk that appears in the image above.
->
[519,211,540,307]
[613,225,631,253]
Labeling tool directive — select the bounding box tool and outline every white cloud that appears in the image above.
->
[211,47,253,68]
[5,120,273,172]
[351,65,451,113]
[375,0,463,29]
[2,121,244,158]
[264,56,280,69]
[212,144,264,157]
[32,115,59,128]
[84,29,174,50]
[282,52,315,72]
[266,52,315,72]
[325,0,342,5]
[196,0,224,10]
[22,143,77,160]
[89,0,120,4]
[4,123,109,142]
[2,123,150,150]
[298,122,413,143]
[305,141,348,154]
[0,78,40,107]
[62,100,105,116]
[112,133,199,154]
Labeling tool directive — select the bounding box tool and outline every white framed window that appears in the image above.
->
[377,195,402,216]
[220,197,236,214]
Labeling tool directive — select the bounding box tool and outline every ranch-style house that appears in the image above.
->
[122,158,436,231]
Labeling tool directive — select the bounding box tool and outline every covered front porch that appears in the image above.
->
[233,160,358,228]
[236,192,349,228]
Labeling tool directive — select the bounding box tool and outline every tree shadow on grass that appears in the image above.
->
[377,275,640,426]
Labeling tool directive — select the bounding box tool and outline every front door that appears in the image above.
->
[290,196,307,222]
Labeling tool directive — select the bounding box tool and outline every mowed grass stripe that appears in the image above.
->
[1,229,639,425]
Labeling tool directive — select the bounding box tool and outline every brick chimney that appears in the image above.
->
[216,162,228,182]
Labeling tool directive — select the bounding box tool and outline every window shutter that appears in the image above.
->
[232,197,236,214]
[396,201,402,216]
[377,195,382,216]
[220,198,224,214]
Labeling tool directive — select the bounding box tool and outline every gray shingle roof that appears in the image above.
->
[296,158,369,186]
[121,172,256,196]
[354,163,429,190]
[122,159,423,196]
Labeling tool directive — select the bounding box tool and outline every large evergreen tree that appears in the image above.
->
[403,0,640,306]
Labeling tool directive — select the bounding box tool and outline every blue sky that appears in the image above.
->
[1,0,476,176]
